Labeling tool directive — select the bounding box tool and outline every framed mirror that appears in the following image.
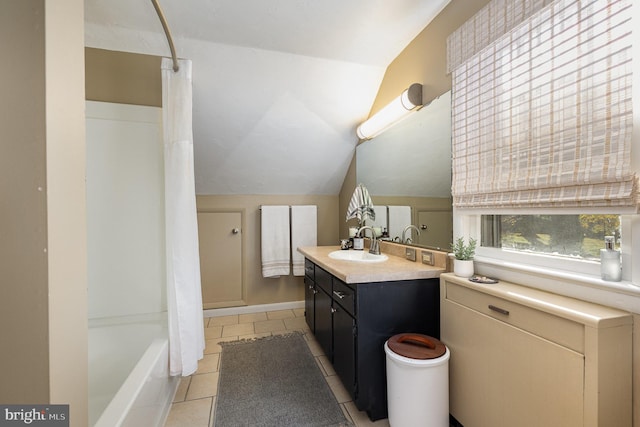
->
[356,90,452,250]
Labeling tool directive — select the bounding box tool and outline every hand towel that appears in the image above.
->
[291,205,317,276]
[261,206,290,278]
[346,183,375,224]
[388,206,412,242]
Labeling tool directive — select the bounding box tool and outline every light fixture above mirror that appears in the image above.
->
[356,83,423,140]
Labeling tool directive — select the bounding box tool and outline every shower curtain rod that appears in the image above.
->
[151,0,179,72]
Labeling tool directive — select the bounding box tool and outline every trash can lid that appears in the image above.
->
[387,333,446,360]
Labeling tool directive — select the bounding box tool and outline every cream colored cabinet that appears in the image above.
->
[440,273,632,427]
[197,211,244,308]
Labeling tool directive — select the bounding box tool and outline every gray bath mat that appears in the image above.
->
[214,332,350,427]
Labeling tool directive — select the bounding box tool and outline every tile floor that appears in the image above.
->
[163,308,390,427]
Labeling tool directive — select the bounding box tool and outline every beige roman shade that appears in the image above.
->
[448,0,637,211]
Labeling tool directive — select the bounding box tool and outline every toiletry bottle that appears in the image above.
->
[353,236,364,251]
[600,236,621,282]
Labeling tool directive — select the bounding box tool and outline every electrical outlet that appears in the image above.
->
[405,247,416,261]
[421,250,434,266]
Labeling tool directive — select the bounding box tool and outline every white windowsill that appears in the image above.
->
[473,255,640,314]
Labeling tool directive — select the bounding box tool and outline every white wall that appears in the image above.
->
[86,101,166,319]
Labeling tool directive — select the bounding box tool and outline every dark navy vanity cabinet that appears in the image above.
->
[304,258,440,421]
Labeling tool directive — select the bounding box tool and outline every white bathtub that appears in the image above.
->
[89,314,179,427]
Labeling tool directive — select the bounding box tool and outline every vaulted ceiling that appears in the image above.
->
[84,0,450,195]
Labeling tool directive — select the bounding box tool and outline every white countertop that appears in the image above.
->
[298,246,445,284]
[441,272,632,328]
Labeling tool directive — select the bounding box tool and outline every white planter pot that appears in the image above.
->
[454,259,474,278]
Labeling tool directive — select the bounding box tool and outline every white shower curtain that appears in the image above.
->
[162,58,205,376]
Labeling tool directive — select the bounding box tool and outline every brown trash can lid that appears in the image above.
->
[387,333,446,360]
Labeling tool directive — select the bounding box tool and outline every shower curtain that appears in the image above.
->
[162,58,205,376]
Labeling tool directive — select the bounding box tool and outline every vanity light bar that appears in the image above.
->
[356,83,423,140]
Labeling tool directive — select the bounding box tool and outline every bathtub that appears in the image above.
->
[89,314,179,427]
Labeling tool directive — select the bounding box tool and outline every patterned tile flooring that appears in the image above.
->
[163,308,391,427]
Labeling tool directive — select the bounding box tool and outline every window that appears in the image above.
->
[482,214,621,260]
[447,0,638,287]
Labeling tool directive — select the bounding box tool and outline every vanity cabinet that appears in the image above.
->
[314,264,334,358]
[303,259,316,332]
[304,258,440,421]
[332,290,357,395]
[440,273,632,427]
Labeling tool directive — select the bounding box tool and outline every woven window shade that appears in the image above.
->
[449,0,637,211]
[447,0,554,73]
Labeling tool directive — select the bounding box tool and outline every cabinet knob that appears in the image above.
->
[330,307,337,314]
[232,228,240,234]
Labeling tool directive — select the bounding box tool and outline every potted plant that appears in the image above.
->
[451,237,477,278]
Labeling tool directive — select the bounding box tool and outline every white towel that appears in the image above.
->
[366,205,388,234]
[346,183,375,224]
[291,205,318,276]
[261,206,290,278]
[388,206,412,242]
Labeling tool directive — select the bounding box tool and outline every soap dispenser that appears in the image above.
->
[600,236,621,282]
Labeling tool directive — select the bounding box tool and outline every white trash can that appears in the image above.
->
[384,333,450,427]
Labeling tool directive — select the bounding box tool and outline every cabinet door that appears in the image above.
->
[315,287,333,360]
[333,304,356,398]
[304,276,316,332]
[445,300,584,427]
[197,211,244,308]
[416,209,452,249]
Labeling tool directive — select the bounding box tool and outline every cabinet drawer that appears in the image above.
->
[315,266,332,294]
[445,281,584,353]
[332,279,356,317]
[304,259,315,279]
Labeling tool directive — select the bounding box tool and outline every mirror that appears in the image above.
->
[356,90,452,250]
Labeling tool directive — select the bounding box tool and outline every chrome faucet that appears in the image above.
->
[357,226,381,255]
[402,224,421,244]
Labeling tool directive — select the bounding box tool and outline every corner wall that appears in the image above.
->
[46,0,88,423]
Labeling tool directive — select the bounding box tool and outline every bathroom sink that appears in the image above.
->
[328,250,388,263]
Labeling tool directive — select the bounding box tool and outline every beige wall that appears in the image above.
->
[339,0,491,227]
[0,0,50,403]
[370,0,491,113]
[85,47,162,107]
[197,195,339,306]
[0,0,87,423]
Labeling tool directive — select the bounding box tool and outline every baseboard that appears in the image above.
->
[204,301,304,318]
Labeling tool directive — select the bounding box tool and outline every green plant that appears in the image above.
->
[451,237,477,260]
